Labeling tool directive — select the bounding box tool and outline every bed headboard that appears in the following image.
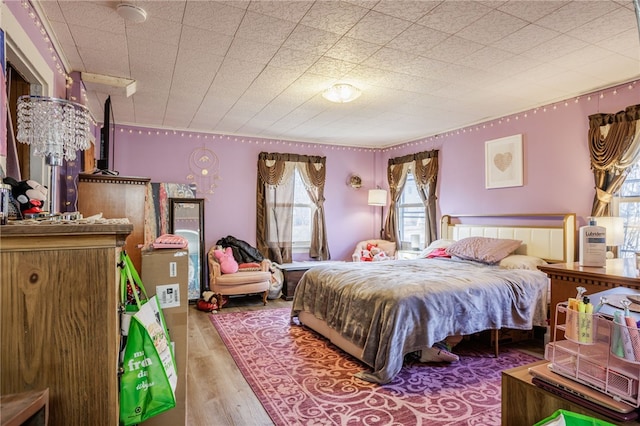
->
[440,213,576,263]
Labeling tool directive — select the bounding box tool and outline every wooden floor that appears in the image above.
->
[187,295,290,426]
[185,294,545,426]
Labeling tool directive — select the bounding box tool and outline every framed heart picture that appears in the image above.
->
[485,134,523,189]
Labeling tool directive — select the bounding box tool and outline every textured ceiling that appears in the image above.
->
[36,0,640,148]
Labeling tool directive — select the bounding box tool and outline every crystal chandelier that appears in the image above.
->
[16,95,94,214]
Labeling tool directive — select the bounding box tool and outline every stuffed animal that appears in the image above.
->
[360,249,372,261]
[196,291,218,312]
[372,250,388,261]
[214,247,239,274]
[2,177,48,217]
[360,243,388,261]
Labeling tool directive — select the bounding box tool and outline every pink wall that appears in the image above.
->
[112,131,376,260]
[111,80,639,261]
[380,81,640,230]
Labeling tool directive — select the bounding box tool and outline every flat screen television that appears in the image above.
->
[95,96,117,174]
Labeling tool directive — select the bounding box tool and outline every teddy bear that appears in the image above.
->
[2,177,48,218]
[214,246,239,274]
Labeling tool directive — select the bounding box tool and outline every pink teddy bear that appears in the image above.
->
[214,247,239,274]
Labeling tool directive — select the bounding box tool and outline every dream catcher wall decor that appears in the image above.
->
[186,147,220,198]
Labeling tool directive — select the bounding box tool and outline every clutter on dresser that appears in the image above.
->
[543,286,640,415]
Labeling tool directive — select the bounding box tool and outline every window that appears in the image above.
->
[292,167,313,250]
[397,171,426,249]
[614,162,640,258]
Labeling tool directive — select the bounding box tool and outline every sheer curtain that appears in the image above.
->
[385,149,439,246]
[588,104,640,216]
[256,152,329,263]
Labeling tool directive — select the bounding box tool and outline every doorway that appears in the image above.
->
[6,63,31,179]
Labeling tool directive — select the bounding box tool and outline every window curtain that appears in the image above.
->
[588,104,640,216]
[385,149,439,246]
[256,152,329,263]
[413,150,439,244]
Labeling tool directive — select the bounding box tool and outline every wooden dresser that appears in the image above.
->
[539,259,640,337]
[0,222,132,425]
[77,174,150,272]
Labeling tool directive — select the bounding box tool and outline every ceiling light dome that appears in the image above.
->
[117,3,147,23]
[322,83,361,103]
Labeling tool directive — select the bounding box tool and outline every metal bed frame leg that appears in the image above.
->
[493,329,499,357]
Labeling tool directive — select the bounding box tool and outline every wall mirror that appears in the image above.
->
[169,198,205,301]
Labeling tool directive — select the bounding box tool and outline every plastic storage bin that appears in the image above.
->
[546,302,640,407]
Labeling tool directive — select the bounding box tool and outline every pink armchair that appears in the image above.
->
[207,248,271,307]
[352,239,397,262]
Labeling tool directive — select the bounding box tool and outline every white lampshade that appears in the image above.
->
[322,84,361,103]
[596,216,625,246]
[368,189,387,206]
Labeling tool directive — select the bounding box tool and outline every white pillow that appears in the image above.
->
[499,254,548,270]
[419,239,456,258]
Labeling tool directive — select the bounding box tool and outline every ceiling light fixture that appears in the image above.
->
[322,83,361,103]
[116,3,148,23]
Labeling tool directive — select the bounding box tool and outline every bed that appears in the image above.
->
[291,213,576,384]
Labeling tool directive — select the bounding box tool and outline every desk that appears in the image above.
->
[539,259,640,337]
[278,261,340,300]
[501,360,640,425]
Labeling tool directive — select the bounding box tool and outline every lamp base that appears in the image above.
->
[47,162,60,215]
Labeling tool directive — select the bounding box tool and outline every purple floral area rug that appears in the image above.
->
[209,308,539,426]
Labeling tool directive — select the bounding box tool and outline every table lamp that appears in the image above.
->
[368,188,387,239]
[16,95,94,214]
[596,216,625,258]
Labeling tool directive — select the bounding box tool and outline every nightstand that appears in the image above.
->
[538,258,640,337]
[278,261,341,301]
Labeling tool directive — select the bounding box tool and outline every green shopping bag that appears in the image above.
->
[534,409,616,426]
[119,252,177,426]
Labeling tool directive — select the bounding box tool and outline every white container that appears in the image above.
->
[578,218,606,267]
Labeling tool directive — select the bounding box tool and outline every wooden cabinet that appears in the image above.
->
[501,360,640,425]
[77,174,150,272]
[0,223,132,426]
[539,259,640,337]
[280,267,307,301]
